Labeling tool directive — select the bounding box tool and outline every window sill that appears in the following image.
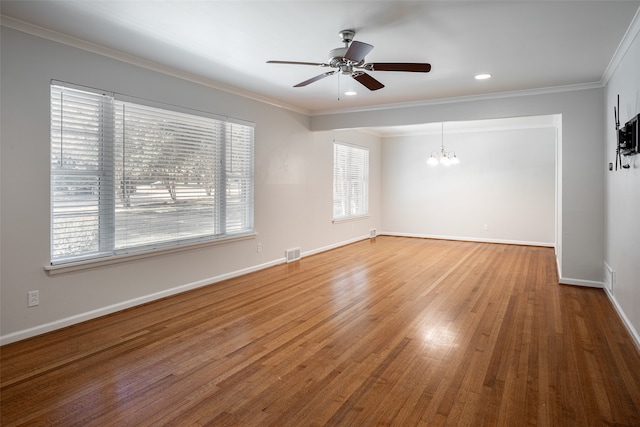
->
[44,232,257,276]
[332,214,370,224]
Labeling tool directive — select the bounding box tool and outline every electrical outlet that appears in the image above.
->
[483,224,489,231]
[257,242,262,253]
[28,290,39,307]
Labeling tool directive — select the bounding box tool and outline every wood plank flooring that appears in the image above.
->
[2,237,640,426]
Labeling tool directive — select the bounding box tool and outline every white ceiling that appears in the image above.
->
[1,1,639,118]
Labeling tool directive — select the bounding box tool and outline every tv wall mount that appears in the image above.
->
[613,94,640,171]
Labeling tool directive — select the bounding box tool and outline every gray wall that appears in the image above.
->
[604,20,640,346]
[311,88,605,288]
[0,27,382,343]
[3,20,638,348]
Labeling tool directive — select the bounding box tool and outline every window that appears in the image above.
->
[50,84,254,265]
[333,141,369,220]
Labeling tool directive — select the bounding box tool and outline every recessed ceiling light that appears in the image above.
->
[345,91,357,96]
[475,73,492,80]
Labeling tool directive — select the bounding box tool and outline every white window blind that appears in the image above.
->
[333,142,369,220]
[51,84,254,265]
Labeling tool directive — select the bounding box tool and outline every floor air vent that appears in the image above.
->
[285,247,301,263]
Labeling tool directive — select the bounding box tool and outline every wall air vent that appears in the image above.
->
[285,247,301,263]
[604,262,614,292]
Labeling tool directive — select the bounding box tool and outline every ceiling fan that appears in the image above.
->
[267,29,431,91]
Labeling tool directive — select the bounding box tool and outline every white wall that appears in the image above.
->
[0,27,382,343]
[604,17,640,346]
[382,124,556,245]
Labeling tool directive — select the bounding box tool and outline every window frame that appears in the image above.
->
[48,82,255,271]
[332,141,370,222]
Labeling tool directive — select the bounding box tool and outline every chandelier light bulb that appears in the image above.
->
[427,153,439,166]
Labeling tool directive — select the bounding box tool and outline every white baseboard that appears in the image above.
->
[0,258,286,346]
[302,235,370,258]
[4,234,620,348]
[0,235,371,346]
[605,288,640,354]
[558,276,604,288]
[380,231,555,248]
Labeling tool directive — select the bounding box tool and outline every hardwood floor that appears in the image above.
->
[2,237,640,426]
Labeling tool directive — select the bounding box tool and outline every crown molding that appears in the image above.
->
[1,15,311,116]
[310,81,604,116]
[359,114,560,138]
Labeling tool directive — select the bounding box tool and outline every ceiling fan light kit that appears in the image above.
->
[267,29,431,92]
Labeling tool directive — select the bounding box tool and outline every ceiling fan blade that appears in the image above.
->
[294,71,337,87]
[352,71,385,91]
[344,40,374,63]
[267,60,329,67]
[363,62,432,72]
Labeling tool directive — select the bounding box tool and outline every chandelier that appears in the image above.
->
[427,122,459,166]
